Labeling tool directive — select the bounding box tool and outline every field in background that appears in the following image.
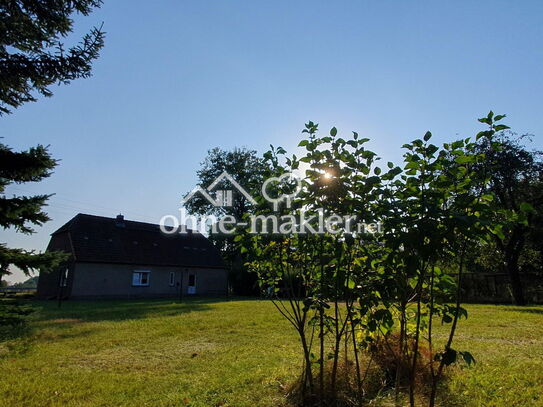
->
[0,299,542,407]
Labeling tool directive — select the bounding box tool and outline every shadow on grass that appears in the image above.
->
[505,306,543,315]
[1,297,262,355]
[1,297,234,352]
[28,297,239,323]
[0,321,32,343]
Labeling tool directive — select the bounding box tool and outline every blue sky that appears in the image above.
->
[2,1,543,282]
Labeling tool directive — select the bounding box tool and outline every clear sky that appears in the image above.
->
[1,1,542,283]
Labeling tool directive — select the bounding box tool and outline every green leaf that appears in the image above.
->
[405,161,419,170]
[476,130,492,140]
[459,351,476,366]
[441,348,457,366]
[330,127,337,137]
[492,225,505,240]
[374,167,381,175]
[481,194,494,202]
[520,202,535,213]
[298,140,309,147]
[455,155,473,164]
[427,144,439,155]
[423,131,432,141]
[457,307,468,319]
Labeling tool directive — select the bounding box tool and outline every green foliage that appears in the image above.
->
[0,143,55,230]
[468,131,543,305]
[0,143,69,279]
[184,147,269,219]
[0,297,34,328]
[0,142,69,330]
[238,112,515,406]
[0,0,105,114]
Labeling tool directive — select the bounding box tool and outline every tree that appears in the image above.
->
[0,143,68,283]
[0,0,105,115]
[184,147,270,295]
[475,131,543,305]
[0,0,104,285]
[241,114,499,406]
[184,147,269,220]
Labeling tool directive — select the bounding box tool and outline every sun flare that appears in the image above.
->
[323,171,333,180]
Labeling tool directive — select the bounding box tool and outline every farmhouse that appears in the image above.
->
[37,213,228,299]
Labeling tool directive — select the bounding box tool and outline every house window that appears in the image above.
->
[132,270,150,286]
[169,272,175,286]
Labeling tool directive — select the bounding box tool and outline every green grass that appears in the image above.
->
[0,299,542,407]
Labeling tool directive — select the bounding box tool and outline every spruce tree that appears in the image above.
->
[0,143,67,282]
[0,0,105,115]
[0,0,104,284]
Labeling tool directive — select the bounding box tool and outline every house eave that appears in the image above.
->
[72,259,226,269]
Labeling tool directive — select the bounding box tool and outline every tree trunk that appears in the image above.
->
[497,227,527,306]
[505,229,526,306]
[300,330,314,394]
[506,259,526,306]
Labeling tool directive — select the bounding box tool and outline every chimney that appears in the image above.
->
[115,214,125,227]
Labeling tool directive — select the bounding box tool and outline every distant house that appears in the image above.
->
[37,214,228,299]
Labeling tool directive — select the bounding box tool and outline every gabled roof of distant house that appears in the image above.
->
[48,213,225,269]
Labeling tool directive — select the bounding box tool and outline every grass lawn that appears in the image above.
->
[0,299,542,407]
